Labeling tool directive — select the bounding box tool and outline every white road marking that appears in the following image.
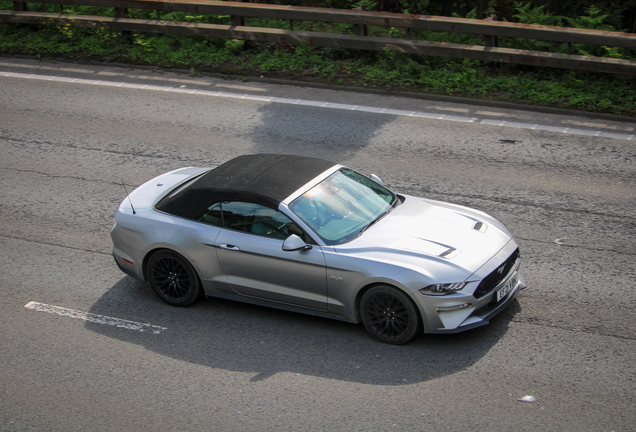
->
[24,301,167,334]
[2,70,634,140]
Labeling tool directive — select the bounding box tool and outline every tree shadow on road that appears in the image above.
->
[245,98,392,163]
[86,276,520,386]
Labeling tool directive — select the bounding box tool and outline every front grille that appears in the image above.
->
[474,248,519,299]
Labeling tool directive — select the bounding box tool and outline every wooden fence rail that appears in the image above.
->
[4,0,636,75]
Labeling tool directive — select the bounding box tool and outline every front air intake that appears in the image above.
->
[473,248,520,299]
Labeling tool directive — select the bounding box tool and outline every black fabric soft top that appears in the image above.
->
[155,154,336,219]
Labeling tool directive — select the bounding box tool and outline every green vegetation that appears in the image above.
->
[1,1,635,116]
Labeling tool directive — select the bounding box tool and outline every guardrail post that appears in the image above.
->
[484,34,498,48]
[485,34,499,70]
[231,0,248,27]
[13,1,26,11]
[353,23,368,37]
[115,7,128,19]
[354,23,369,61]
[231,15,244,26]
[115,7,130,37]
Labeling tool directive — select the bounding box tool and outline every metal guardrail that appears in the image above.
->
[4,0,636,75]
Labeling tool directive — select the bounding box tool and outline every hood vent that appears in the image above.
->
[473,221,488,233]
[438,248,461,259]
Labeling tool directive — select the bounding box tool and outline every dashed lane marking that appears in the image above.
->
[2,70,634,141]
[24,301,167,334]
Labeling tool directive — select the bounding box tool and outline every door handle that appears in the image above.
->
[219,243,240,251]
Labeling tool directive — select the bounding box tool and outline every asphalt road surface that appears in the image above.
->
[1,57,635,432]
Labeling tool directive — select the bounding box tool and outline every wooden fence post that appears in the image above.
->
[231,0,247,27]
[13,1,26,11]
[115,7,130,37]
[484,31,499,70]
[230,15,244,26]
[115,7,128,19]
[354,23,369,61]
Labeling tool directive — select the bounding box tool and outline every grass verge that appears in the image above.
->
[1,20,635,117]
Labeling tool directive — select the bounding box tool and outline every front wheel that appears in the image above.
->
[360,286,421,345]
[147,250,202,307]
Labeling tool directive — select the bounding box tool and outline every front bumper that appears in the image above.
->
[419,259,526,334]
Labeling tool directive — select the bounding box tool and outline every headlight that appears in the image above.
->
[420,282,466,296]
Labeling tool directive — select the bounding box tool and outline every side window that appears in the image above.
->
[198,203,223,227]
[221,202,304,240]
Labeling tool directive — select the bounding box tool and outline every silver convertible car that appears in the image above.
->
[111,154,525,344]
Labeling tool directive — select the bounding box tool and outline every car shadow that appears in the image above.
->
[85,276,520,385]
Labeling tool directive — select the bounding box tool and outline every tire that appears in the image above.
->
[360,286,422,345]
[147,250,202,307]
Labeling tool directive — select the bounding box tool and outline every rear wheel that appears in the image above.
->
[360,286,421,345]
[147,250,202,306]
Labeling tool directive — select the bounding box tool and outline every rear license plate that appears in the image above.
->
[496,275,517,302]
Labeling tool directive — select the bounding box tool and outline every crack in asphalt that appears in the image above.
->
[416,150,636,182]
[1,166,136,187]
[422,188,636,222]
[514,236,636,257]
[507,315,636,342]
[0,133,196,163]
[0,234,110,256]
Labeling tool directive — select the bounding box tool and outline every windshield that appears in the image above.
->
[290,168,396,245]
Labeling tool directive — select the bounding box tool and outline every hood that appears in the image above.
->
[335,195,513,280]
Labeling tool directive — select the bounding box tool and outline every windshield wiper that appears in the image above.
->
[358,194,400,237]
[359,196,401,237]
[358,209,389,236]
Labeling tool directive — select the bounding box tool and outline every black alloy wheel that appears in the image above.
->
[360,286,421,345]
[147,250,202,307]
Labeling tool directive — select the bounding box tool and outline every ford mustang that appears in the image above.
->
[111,154,525,344]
